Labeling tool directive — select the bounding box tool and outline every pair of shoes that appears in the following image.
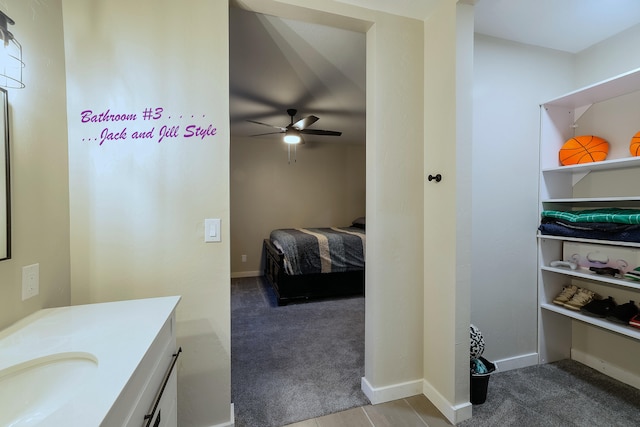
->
[552,285,596,311]
[553,284,578,305]
[606,300,639,324]
[564,288,596,311]
[589,266,620,277]
[580,296,616,317]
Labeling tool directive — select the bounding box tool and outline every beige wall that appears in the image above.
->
[62,1,230,425]
[230,137,365,275]
[423,1,468,419]
[0,0,466,425]
[362,5,425,399]
[0,1,69,330]
[233,0,434,420]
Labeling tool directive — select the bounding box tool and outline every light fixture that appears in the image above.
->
[283,128,301,164]
[283,128,301,144]
[0,11,24,89]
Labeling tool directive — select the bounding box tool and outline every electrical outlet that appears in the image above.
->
[241,254,247,263]
[22,263,39,300]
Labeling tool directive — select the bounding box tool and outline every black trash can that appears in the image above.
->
[470,357,495,404]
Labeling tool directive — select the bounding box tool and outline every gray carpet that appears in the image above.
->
[460,359,640,426]
[231,276,370,427]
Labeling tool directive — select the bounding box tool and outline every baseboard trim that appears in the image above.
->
[422,379,472,424]
[230,271,261,279]
[492,352,539,372]
[210,403,234,427]
[361,376,474,424]
[571,348,640,389]
[361,376,423,405]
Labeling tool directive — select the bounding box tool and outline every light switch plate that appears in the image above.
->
[205,219,221,243]
[22,263,39,300]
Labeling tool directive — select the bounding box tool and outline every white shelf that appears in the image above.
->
[542,67,640,109]
[538,66,640,367]
[541,303,640,341]
[541,197,640,209]
[542,156,640,174]
[541,265,640,291]
[542,196,640,203]
[537,233,640,249]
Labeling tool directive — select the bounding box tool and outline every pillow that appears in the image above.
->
[351,217,365,229]
[559,135,608,166]
[631,131,640,156]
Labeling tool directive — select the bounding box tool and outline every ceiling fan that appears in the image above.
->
[247,108,342,144]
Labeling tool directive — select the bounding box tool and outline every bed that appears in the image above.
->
[263,220,366,305]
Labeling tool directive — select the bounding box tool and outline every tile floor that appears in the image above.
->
[284,394,454,427]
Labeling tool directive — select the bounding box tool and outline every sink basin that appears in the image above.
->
[0,352,98,426]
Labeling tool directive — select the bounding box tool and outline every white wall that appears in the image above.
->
[62,1,231,425]
[0,1,70,330]
[472,22,640,375]
[575,23,640,88]
[471,34,574,367]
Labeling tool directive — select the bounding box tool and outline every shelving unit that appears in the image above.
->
[537,67,640,367]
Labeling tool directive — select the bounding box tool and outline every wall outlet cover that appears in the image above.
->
[22,263,40,300]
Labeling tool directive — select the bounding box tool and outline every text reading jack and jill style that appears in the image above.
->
[80,107,217,146]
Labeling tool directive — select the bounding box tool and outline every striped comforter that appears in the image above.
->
[270,227,366,276]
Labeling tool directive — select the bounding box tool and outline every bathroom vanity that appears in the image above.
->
[0,295,181,426]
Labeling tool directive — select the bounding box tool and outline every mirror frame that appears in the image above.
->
[0,87,9,261]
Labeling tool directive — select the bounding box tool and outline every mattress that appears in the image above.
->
[270,227,366,275]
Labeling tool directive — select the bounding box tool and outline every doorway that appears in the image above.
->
[228,5,367,425]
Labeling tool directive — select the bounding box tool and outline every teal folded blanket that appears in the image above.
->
[541,208,640,225]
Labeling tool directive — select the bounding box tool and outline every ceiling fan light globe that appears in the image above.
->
[284,128,301,144]
[284,134,301,144]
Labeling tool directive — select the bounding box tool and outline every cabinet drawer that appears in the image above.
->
[104,313,177,427]
[145,366,178,427]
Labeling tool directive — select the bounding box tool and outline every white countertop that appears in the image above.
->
[0,295,181,426]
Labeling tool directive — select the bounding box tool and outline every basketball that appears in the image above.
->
[559,135,609,166]
[630,131,640,156]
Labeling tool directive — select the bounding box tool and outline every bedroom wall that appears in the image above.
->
[471,35,574,368]
[0,1,70,330]
[61,1,230,426]
[230,136,365,276]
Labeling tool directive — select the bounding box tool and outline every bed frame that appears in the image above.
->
[263,239,364,306]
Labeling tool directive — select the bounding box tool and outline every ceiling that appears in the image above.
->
[474,0,640,53]
[229,7,366,146]
[229,1,640,146]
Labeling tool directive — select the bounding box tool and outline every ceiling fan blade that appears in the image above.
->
[292,115,319,130]
[300,129,342,136]
[249,131,285,137]
[247,119,286,131]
